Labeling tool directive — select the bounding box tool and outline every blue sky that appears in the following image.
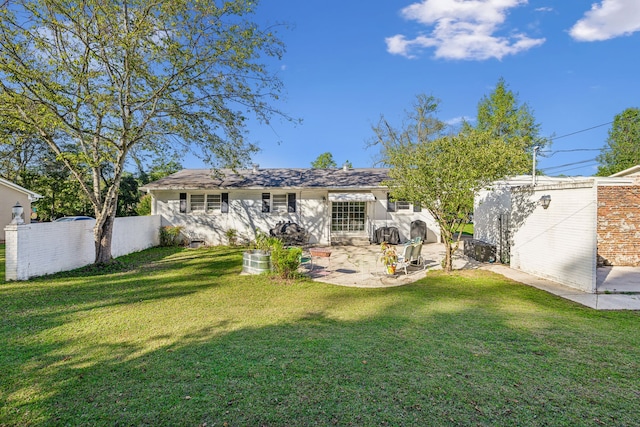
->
[187,0,640,176]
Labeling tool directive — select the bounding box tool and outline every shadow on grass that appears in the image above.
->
[1,246,640,426]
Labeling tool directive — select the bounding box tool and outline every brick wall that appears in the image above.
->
[597,186,640,266]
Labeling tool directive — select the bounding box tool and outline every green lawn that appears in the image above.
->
[1,246,639,426]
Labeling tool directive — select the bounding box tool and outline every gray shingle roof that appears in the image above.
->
[140,168,390,191]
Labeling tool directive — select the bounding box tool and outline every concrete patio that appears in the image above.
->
[301,242,480,288]
[302,243,640,310]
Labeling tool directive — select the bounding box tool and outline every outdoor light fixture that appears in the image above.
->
[11,201,24,224]
[539,195,551,209]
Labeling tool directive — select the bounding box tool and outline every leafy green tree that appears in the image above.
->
[136,194,152,216]
[30,152,93,221]
[373,94,534,272]
[470,78,549,172]
[596,108,640,176]
[0,0,290,263]
[311,152,338,169]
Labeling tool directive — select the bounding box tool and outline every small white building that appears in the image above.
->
[474,174,639,293]
[0,178,41,242]
[141,167,440,246]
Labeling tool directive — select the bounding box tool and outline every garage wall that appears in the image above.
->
[510,183,597,292]
[5,215,161,280]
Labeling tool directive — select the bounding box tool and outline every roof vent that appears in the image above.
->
[252,164,259,173]
[342,163,349,172]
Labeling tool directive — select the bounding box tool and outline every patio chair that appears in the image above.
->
[410,241,426,269]
[396,243,414,275]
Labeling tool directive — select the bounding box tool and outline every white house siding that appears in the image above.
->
[510,183,597,293]
[154,188,440,246]
[474,186,513,246]
[155,190,329,245]
[369,189,440,243]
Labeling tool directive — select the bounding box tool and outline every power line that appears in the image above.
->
[549,121,613,141]
[542,158,598,172]
[541,148,604,157]
[544,161,599,175]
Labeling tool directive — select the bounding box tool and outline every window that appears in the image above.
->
[189,193,228,213]
[206,194,221,211]
[272,194,287,212]
[396,201,411,211]
[331,201,366,232]
[190,194,205,212]
[387,193,413,212]
[262,193,297,213]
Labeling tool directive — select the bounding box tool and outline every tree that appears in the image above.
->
[0,0,290,263]
[470,78,549,172]
[596,108,640,176]
[373,94,534,272]
[311,152,337,169]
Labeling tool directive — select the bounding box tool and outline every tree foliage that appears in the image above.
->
[596,108,640,176]
[470,77,549,173]
[0,0,289,263]
[374,93,539,272]
[311,152,337,168]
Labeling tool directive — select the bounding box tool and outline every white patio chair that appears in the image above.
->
[396,243,414,275]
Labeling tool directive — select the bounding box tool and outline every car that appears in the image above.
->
[53,216,95,222]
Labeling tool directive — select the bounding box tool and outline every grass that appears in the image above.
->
[1,245,639,426]
[455,223,474,237]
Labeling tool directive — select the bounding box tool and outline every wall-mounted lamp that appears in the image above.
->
[539,195,551,209]
[11,201,25,224]
[322,196,327,204]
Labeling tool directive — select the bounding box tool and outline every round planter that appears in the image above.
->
[242,250,272,274]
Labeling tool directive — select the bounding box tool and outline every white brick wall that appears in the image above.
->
[511,183,597,292]
[475,180,599,293]
[4,215,161,280]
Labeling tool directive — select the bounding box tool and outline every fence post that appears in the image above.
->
[4,224,21,281]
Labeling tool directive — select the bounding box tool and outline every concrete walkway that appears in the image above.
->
[304,243,640,310]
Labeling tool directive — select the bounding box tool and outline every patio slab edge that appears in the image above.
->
[483,264,640,310]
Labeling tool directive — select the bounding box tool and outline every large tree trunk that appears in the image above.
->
[94,194,119,264]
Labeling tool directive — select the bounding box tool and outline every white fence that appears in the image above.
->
[4,215,161,281]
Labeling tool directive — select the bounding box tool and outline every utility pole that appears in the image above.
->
[532,146,540,186]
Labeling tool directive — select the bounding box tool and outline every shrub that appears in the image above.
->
[159,225,183,247]
[225,228,238,246]
[271,244,302,279]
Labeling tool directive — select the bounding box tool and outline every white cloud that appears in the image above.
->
[446,116,475,126]
[386,0,545,60]
[570,0,640,41]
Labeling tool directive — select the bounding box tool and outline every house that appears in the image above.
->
[1,178,42,242]
[610,164,640,183]
[140,167,440,246]
[473,173,640,293]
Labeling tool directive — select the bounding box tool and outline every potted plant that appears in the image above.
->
[379,241,398,274]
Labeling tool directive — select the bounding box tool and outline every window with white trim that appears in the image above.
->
[262,193,296,213]
[189,193,226,213]
[206,194,221,211]
[272,194,288,212]
[190,194,205,212]
[396,200,411,211]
